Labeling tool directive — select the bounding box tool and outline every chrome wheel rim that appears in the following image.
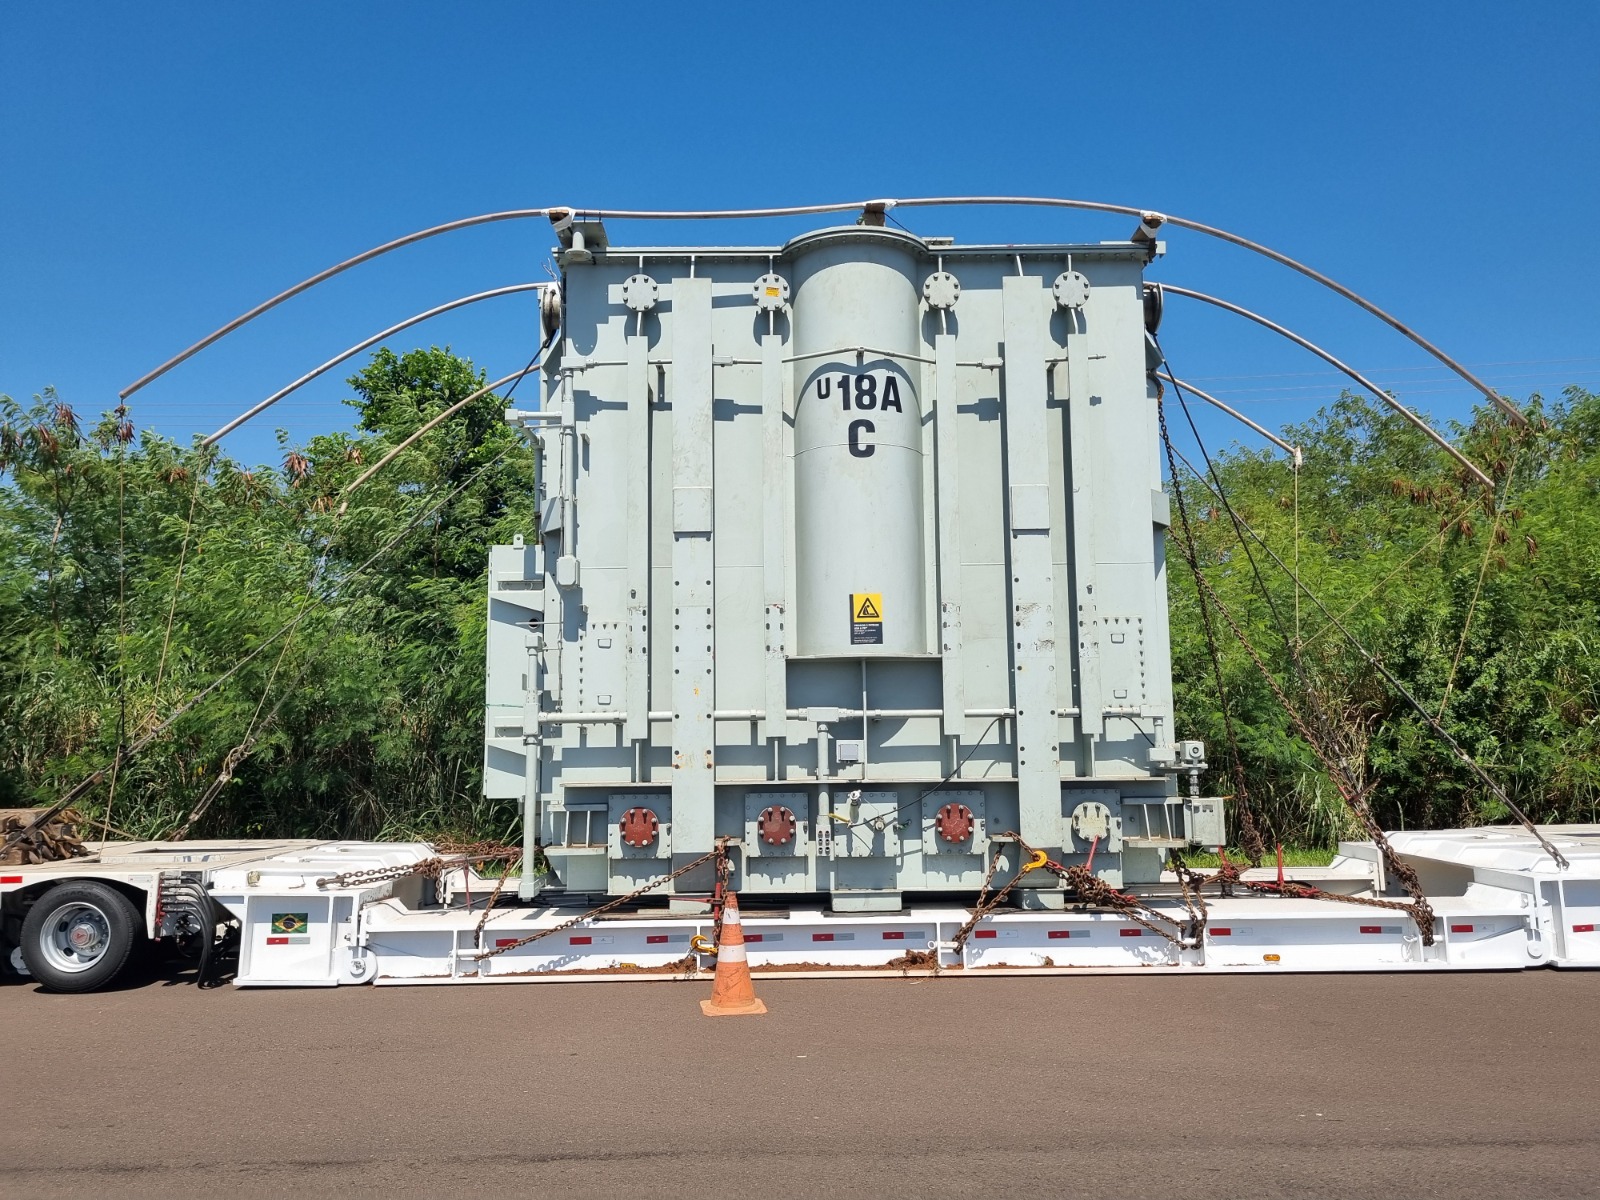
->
[39,901,113,973]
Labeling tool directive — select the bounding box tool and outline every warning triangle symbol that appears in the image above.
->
[855,597,881,620]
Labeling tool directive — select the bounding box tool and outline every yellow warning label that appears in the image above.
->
[851,593,883,646]
[852,593,882,622]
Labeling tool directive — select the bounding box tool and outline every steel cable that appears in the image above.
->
[122,197,1525,430]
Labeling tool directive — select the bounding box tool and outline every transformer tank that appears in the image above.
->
[484,220,1222,910]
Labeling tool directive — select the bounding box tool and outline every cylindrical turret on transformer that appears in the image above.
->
[789,227,929,658]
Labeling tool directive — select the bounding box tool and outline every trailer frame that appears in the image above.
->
[4,823,1598,991]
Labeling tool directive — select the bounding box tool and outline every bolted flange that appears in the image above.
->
[757,805,797,846]
[621,274,659,313]
[1053,270,1091,310]
[935,802,975,843]
[922,270,961,310]
[619,807,660,848]
[752,272,790,312]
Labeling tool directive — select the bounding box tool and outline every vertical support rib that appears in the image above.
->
[932,331,966,742]
[760,331,789,746]
[1001,277,1062,850]
[1066,296,1102,741]
[519,629,546,901]
[542,375,568,707]
[670,278,716,858]
[624,330,651,746]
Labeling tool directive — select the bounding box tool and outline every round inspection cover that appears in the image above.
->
[619,807,660,848]
[621,274,659,313]
[1052,270,1091,310]
[935,802,975,843]
[752,272,790,312]
[922,270,961,310]
[758,805,796,846]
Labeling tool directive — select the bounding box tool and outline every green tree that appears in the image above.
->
[1167,387,1600,847]
[0,346,536,842]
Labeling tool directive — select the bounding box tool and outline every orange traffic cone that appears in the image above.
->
[700,892,767,1017]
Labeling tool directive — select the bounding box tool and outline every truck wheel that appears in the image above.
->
[20,882,143,993]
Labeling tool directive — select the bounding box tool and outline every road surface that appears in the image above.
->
[2,968,1596,1198]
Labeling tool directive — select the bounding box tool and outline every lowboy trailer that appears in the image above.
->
[4,823,1598,991]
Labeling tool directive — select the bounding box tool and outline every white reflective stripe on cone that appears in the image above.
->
[723,904,742,927]
[718,943,748,963]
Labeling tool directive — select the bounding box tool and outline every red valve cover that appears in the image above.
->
[619,807,660,848]
[935,802,975,843]
[757,805,797,846]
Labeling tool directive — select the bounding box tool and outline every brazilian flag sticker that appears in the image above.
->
[271,913,309,935]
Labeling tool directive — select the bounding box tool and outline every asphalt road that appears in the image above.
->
[2,967,1596,1199]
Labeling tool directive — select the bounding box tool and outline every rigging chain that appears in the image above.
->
[950,840,1031,953]
[473,842,731,963]
[317,835,1437,960]
[963,835,1436,950]
[312,848,521,890]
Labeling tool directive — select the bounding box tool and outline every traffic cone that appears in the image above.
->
[700,892,767,1017]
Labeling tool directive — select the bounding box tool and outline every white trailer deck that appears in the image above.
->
[4,823,1598,990]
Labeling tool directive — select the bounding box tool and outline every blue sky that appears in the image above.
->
[3,2,1596,471]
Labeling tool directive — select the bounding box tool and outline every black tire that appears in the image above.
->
[20,881,143,993]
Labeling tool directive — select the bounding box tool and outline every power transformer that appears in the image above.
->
[483,218,1220,910]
